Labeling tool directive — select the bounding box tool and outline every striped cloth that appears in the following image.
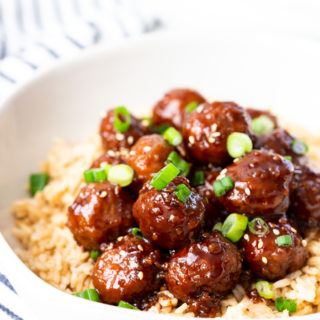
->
[0,1,161,318]
[0,0,161,103]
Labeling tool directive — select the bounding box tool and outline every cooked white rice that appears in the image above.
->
[11,124,320,318]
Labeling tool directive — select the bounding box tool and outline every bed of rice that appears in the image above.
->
[11,124,320,319]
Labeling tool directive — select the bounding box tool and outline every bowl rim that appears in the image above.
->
[1,29,320,320]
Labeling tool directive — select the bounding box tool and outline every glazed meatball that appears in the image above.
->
[166,232,242,317]
[93,234,162,304]
[195,167,223,230]
[90,152,122,169]
[67,182,135,250]
[153,88,206,130]
[100,108,148,151]
[290,165,320,227]
[182,102,253,165]
[241,218,308,280]
[126,134,174,190]
[133,176,205,249]
[246,108,278,128]
[218,150,294,217]
[255,128,305,164]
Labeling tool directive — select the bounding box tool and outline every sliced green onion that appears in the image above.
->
[213,176,234,197]
[29,173,49,196]
[275,297,297,313]
[92,168,108,182]
[213,222,223,232]
[227,132,253,158]
[114,106,131,133]
[191,171,205,187]
[284,155,292,162]
[174,184,191,203]
[132,227,144,239]
[84,165,112,183]
[72,289,100,302]
[155,124,170,134]
[222,213,248,243]
[163,127,183,146]
[255,281,274,299]
[90,250,101,260]
[292,139,308,155]
[108,164,134,187]
[83,170,95,183]
[167,151,190,176]
[248,218,269,236]
[252,115,275,135]
[185,101,200,113]
[118,300,139,310]
[150,163,180,190]
[276,235,293,246]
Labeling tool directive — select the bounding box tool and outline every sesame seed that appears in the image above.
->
[120,148,129,157]
[116,133,124,141]
[245,187,251,196]
[291,227,297,233]
[212,132,221,137]
[108,150,115,157]
[117,236,123,241]
[258,239,263,249]
[189,136,195,144]
[127,136,134,145]
[197,106,203,113]
[143,146,151,152]
[99,191,107,198]
[138,271,144,280]
[141,120,149,127]
[221,168,227,175]
[137,244,144,251]
[211,123,217,132]
[129,150,136,156]
[273,229,280,235]
[208,137,216,144]
[119,250,126,256]
[244,234,249,241]
[100,161,107,168]
[233,158,240,163]
[208,163,213,169]
[302,239,307,247]
[262,257,268,264]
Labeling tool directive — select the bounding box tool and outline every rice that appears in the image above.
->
[11,124,320,318]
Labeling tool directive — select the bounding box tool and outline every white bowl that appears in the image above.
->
[1,30,320,320]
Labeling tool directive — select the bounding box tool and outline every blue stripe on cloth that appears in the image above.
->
[0,303,24,320]
[65,35,85,49]
[0,273,16,293]
[36,42,60,58]
[0,71,16,83]
[14,55,38,69]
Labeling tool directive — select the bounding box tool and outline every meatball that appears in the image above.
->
[67,182,135,250]
[218,150,294,217]
[93,234,162,304]
[166,232,242,317]
[241,218,308,280]
[196,167,223,230]
[290,165,320,227]
[126,134,174,190]
[246,108,278,128]
[255,128,305,164]
[90,152,122,169]
[153,88,206,130]
[133,176,205,249]
[100,108,148,151]
[182,101,253,165]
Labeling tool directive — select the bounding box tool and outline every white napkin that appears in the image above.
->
[0,0,160,318]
